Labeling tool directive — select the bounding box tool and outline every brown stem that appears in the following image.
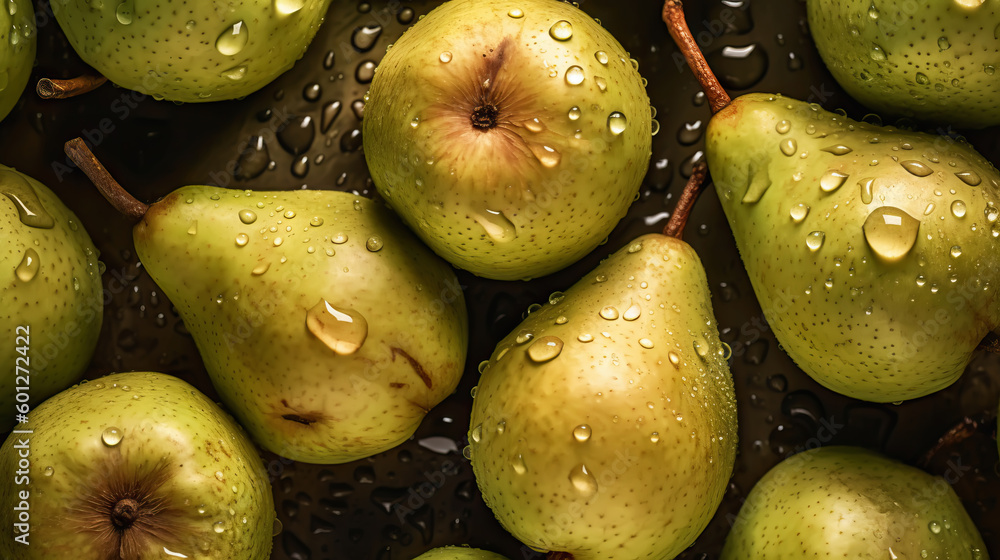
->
[546,553,574,560]
[64,138,148,222]
[37,75,108,99]
[663,161,708,240]
[917,417,978,469]
[662,0,730,114]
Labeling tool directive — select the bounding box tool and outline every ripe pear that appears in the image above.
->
[722,446,989,558]
[807,0,1000,129]
[68,139,467,464]
[413,546,510,560]
[1,165,103,431]
[0,372,275,559]
[0,0,34,120]
[49,0,332,102]
[663,0,1000,402]
[364,0,652,281]
[468,233,738,559]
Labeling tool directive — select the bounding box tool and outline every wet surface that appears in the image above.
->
[2,0,998,558]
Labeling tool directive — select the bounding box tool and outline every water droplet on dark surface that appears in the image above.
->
[706,44,768,90]
[277,115,316,156]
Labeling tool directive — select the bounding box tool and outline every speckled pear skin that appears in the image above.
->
[49,0,332,102]
[807,0,1000,129]
[722,446,989,559]
[1,165,103,432]
[468,234,738,560]
[412,546,511,560]
[133,187,467,464]
[364,0,652,281]
[0,0,35,120]
[0,372,275,560]
[706,93,1000,403]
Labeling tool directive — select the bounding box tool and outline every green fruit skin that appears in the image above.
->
[807,0,1000,128]
[722,446,989,559]
[134,187,468,464]
[1,165,103,432]
[50,0,332,102]
[364,0,652,281]
[707,93,1000,403]
[412,546,511,560]
[0,0,35,120]
[0,372,274,559]
[469,234,738,560]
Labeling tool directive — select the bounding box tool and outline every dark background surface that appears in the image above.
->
[2,0,998,558]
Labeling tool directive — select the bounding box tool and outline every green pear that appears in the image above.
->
[705,92,1000,402]
[0,0,34,120]
[0,371,275,559]
[807,0,1000,129]
[1,165,103,431]
[49,0,332,102]
[412,546,511,560]
[722,446,989,558]
[69,139,467,464]
[468,234,738,560]
[364,0,652,281]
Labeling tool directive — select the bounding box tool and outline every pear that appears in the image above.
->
[468,169,738,560]
[0,0,34,120]
[66,138,468,464]
[0,371,275,559]
[664,0,1000,403]
[364,0,652,281]
[48,0,332,102]
[413,546,510,560]
[807,0,1000,129]
[1,165,103,431]
[722,446,989,558]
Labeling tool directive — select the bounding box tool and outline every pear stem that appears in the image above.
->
[64,138,148,222]
[662,0,731,114]
[917,417,978,470]
[664,161,708,240]
[37,75,108,99]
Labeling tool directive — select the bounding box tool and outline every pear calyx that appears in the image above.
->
[662,0,731,114]
[37,75,108,99]
[472,103,500,130]
[64,137,148,222]
[110,498,140,529]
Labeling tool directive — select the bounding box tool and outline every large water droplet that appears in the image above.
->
[15,249,39,282]
[351,25,382,52]
[235,136,270,180]
[572,425,592,442]
[863,206,920,261]
[822,145,853,156]
[622,303,641,321]
[568,464,598,498]
[549,20,573,41]
[221,65,247,81]
[869,44,887,61]
[239,210,258,224]
[277,115,315,156]
[608,112,627,135]
[235,233,249,247]
[779,138,797,156]
[955,171,981,186]
[595,51,609,65]
[306,300,368,355]
[438,51,452,63]
[474,210,517,243]
[102,426,123,447]
[820,171,849,193]
[527,336,564,363]
[1,171,55,228]
[600,306,619,320]
[216,21,249,56]
[950,245,963,258]
[706,43,768,89]
[274,0,305,14]
[507,8,524,18]
[511,453,527,474]
[951,200,967,218]
[565,65,585,85]
[115,0,133,24]
[900,160,933,177]
[859,177,875,204]
[775,120,791,134]
[806,231,826,252]
[790,203,810,223]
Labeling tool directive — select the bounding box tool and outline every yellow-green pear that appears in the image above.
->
[364,0,652,280]
[722,446,989,559]
[0,0,35,120]
[413,546,511,560]
[67,139,468,465]
[0,372,275,559]
[469,228,738,559]
[1,165,103,431]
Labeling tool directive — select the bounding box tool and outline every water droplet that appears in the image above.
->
[950,245,963,258]
[594,76,608,92]
[578,333,594,343]
[929,521,941,534]
[115,0,133,25]
[43,466,53,477]
[863,206,920,261]
[639,338,654,349]
[987,64,997,76]
[572,425,592,442]
[668,351,681,367]
[820,171,849,193]
[101,426,123,447]
[869,44,887,61]
[306,300,368,355]
[806,231,826,252]
[186,222,198,236]
[565,65,585,85]
[568,106,582,120]
[951,200,967,218]
[515,331,534,345]
[235,233,249,247]
[507,8,524,18]
[955,171,982,186]
[775,120,791,134]
[276,115,316,156]
[529,143,561,168]
[366,236,383,252]
[15,249,39,282]
[511,453,527,474]
[474,210,517,243]
[439,51,452,63]
[623,303,641,321]
[1,171,55,228]
[707,43,768,89]
[860,177,875,204]
[216,21,249,56]
[595,50,609,65]
[528,336,564,363]
[351,25,382,52]
[822,145,853,156]
[900,160,933,177]
[608,112,627,135]
[213,521,225,534]
[470,424,482,443]
[272,236,283,247]
[549,20,573,41]
[600,306,619,320]
[332,233,348,244]
[780,139,797,156]
[569,464,598,498]
[274,0,305,14]
[790,203,810,223]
